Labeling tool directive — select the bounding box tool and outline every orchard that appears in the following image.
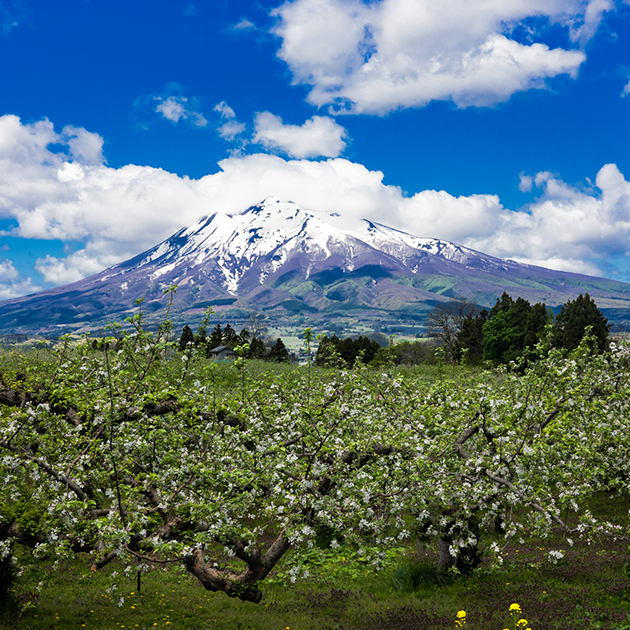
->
[0,293,629,613]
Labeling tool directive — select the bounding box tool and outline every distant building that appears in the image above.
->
[208,345,236,360]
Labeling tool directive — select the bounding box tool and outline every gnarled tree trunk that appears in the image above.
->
[184,532,291,604]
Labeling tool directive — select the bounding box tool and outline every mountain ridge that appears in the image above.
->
[1,197,630,335]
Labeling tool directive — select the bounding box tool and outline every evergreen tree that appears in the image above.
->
[483,295,530,363]
[315,335,380,368]
[338,337,356,366]
[316,335,344,367]
[552,293,610,353]
[178,325,194,352]
[524,302,552,348]
[482,309,524,363]
[249,337,267,359]
[238,328,251,345]
[267,338,290,362]
[194,325,207,349]
[454,310,487,364]
[489,292,514,317]
[481,293,550,364]
[222,324,238,348]
[352,335,380,365]
[208,324,223,349]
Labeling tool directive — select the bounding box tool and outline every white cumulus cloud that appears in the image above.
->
[1,114,630,293]
[35,250,107,286]
[62,125,105,166]
[468,164,630,275]
[0,257,40,300]
[252,112,347,158]
[270,0,610,114]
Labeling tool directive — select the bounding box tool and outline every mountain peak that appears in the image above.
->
[1,198,629,335]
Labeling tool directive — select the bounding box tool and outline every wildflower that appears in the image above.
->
[517,621,527,627]
[455,610,466,626]
[509,603,522,613]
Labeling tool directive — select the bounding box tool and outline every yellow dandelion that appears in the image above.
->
[517,620,528,627]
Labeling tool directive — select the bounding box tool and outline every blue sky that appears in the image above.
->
[1,0,630,298]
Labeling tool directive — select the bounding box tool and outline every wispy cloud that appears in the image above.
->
[155,95,207,127]
[0,0,27,36]
[214,101,246,140]
[135,84,208,128]
[183,3,197,18]
[234,18,256,31]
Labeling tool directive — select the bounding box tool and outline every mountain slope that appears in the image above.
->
[1,197,630,335]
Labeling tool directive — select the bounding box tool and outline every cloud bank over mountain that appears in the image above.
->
[1,114,630,297]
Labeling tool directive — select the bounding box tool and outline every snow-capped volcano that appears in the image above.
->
[1,197,630,334]
[124,197,489,294]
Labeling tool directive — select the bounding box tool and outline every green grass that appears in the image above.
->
[3,495,630,630]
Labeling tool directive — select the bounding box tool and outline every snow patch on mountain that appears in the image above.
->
[122,197,502,293]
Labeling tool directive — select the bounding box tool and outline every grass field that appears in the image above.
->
[2,493,629,630]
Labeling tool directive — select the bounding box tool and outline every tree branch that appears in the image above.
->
[184,531,291,604]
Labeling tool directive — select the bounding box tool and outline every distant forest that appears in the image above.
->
[176,291,611,368]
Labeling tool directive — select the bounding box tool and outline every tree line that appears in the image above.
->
[178,320,290,363]
[429,291,610,364]
[315,334,381,367]
[175,292,611,370]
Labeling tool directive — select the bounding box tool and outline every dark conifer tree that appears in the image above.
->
[222,324,238,348]
[552,293,610,353]
[454,310,487,364]
[208,324,223,350]
[524,302,552,348]
[178,325,194,352]
[267,338,290,363]
[249,337,267,359]
[194,325,207,349]
[315,335,380,367]
[315,335,343,367]
[483,296,530,363]
[353,336,381,364]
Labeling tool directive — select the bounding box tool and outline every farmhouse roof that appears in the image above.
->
[208,345,234,354]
